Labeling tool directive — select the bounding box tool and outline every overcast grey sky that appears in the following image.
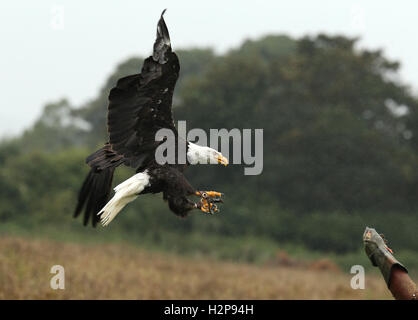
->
[1,1,417,138]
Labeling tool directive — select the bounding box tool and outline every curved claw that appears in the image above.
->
[212,193,224,202]
[199,198,219,215]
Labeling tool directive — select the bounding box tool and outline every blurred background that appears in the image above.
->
[0,1,417,299]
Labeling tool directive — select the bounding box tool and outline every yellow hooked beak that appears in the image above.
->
[217,155,229,166]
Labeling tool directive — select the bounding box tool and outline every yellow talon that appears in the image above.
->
[205,191,222,198]
[194,190,223,214]
[195,191,223,198]
[199,198,218,214]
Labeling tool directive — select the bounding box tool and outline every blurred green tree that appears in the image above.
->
[1,34,417,254]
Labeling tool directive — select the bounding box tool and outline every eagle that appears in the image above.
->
[74,10,228,227]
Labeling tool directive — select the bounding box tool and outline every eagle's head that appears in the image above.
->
[187,142,229,166]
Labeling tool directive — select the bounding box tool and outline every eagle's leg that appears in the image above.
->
[195,191,224,201]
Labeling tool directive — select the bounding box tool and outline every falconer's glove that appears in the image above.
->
[363,227,408,288]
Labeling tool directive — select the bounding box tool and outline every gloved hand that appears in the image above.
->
[363,227,408,287]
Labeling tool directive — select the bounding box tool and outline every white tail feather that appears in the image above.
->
[98,171,150,226]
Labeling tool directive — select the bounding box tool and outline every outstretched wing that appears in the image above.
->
[107,10,180,169]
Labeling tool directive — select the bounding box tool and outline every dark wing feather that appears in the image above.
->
[107,11,179,169]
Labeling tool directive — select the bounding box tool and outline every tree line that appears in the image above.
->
[1,34,417,254]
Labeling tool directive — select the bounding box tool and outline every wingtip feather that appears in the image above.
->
[153,9,171,63]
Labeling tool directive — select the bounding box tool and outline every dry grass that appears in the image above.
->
[0,236,393,299]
